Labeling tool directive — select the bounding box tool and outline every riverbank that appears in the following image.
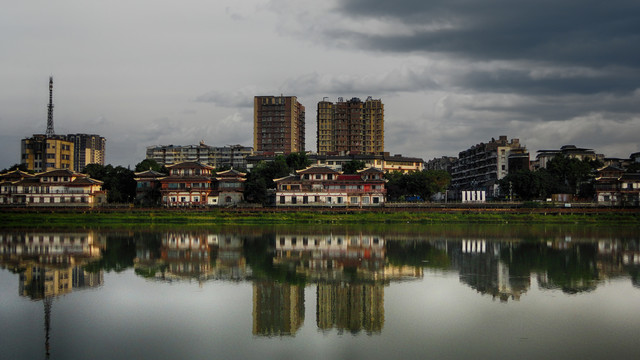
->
[1,206,639,228]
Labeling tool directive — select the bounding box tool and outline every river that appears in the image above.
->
[1,224,639,359]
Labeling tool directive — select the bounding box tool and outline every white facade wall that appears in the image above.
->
[276,191,384,206]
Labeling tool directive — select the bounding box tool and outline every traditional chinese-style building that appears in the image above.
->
[0,169,105,207]
[274,166,386,207]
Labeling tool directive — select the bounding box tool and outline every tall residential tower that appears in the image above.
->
[317,97,384,155]
[254,96,305,154]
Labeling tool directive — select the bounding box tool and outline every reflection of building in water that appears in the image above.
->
[212,234,248,280]
[453,239,529,302]
[274,233,421,333]
[161,232,212,279]
[252,281,304,336]
[536,240,600,293]
[317,282,384,334]
[137,232,250,282]
[0,231,105,359]
[274,233,390,281]
[0,231,105,299]
[0,232,104,262]
[19,264,103,299]
[595,239,640,288]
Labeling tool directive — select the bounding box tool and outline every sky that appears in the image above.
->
[2,0,639,170]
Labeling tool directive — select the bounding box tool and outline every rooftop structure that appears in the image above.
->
[534,145,604,169]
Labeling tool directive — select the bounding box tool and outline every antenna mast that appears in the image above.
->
[46,76,55,137]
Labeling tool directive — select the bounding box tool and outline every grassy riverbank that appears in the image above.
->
[1,207,639,228]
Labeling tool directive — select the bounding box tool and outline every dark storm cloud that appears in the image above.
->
[451,66,640,96]
[334,0,640,68]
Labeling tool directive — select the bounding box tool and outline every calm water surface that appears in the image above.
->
[1,224,640,360]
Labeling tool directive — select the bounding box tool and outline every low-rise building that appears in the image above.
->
[274,166,386,206]
[595,166,640,206]
[247,152,424,174]
[533,145,604,170]
[425,156,457,172]
[147,143,253,169]
[160,162,215,207]
[214,169,246,206]
[133,169,165,204]
[0,169,105,207]
[156,162,247,207]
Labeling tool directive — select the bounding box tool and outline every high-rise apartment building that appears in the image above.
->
[66,134,106,172]
[254,96,305,154]
[317,97,384,155]
[21,135,74,172]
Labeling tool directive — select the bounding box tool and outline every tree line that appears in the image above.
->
[497,155,609,201]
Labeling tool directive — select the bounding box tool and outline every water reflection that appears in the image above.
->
[2,226,640,357]
[0,231,105,358]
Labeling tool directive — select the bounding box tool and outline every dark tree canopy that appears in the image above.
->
[84,164,136,203]
[342,160,366,174]
[386,170,451,201]
[134,159,168,174]
[498,155,600,200]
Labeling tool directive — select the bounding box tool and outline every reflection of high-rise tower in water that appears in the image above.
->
[252,281,305,336]
[317,282,384,334]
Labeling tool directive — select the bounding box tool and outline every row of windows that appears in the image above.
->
[279,195,380,204]
[279,236,381,246]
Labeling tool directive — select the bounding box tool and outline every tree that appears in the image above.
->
[1,163,29,174]
[545,155,597,197]
[285,152,311,171]
[243,156,291,205]
[385,170,451,201]
[83,164,136,203]
[342,160,366,174]
[625,163,640,173]
[499,170,545,200]
[424,170,451,194]
[134,159,167,174]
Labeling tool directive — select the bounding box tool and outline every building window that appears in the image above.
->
[280,196,285,204]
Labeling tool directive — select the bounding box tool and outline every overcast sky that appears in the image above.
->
[2,0,639,170]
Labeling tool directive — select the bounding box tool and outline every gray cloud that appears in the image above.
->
[196,87,257,108]
[2,1,640,170]
[333,0,640,67]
